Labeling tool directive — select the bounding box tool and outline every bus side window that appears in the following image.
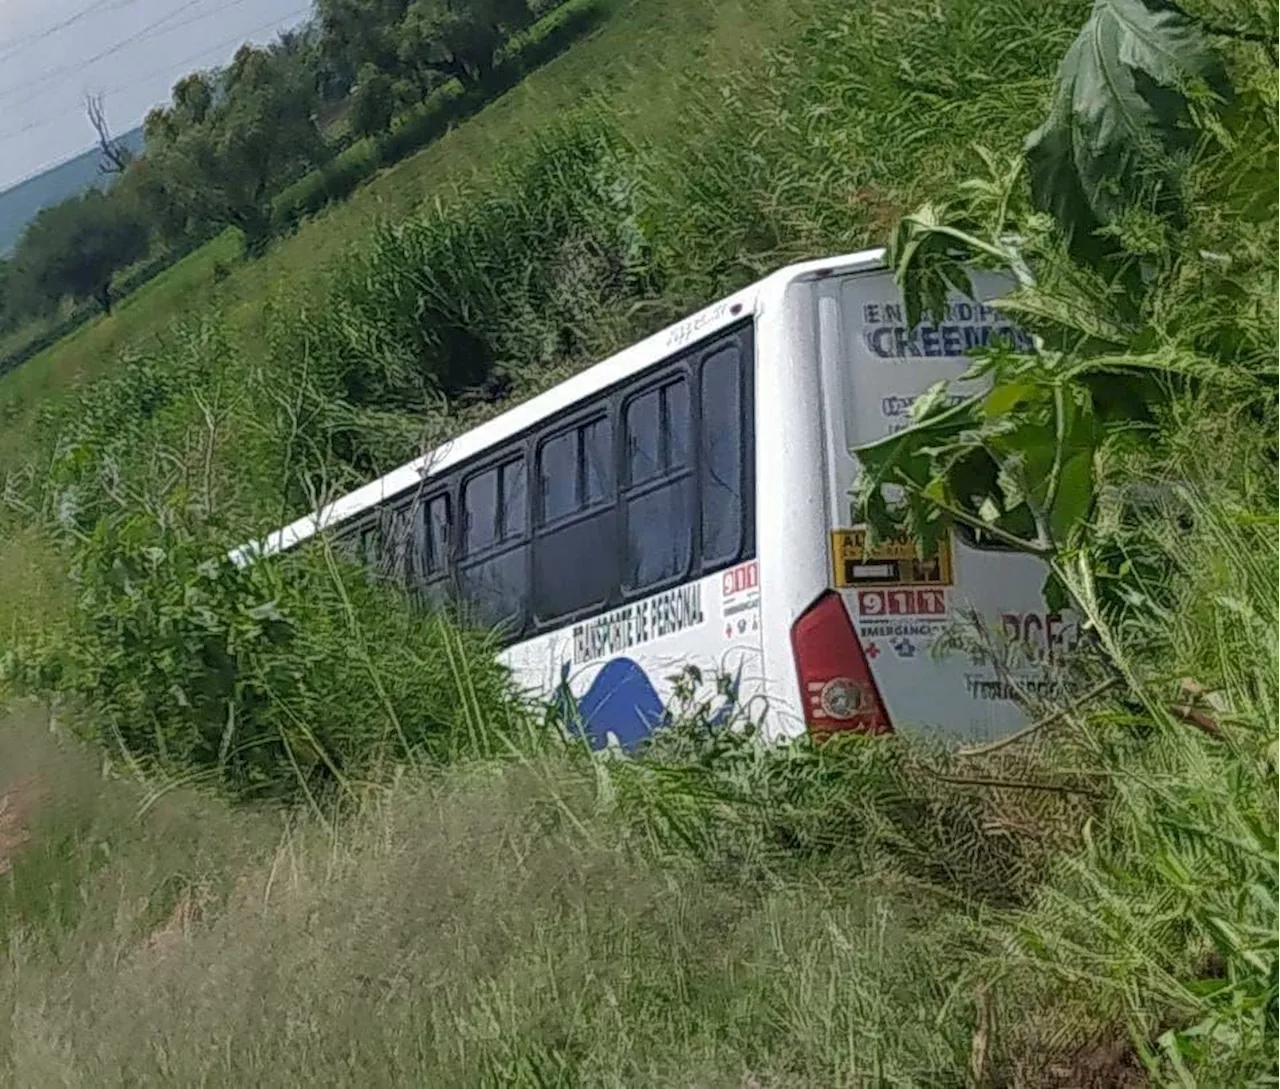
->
[422,494,451,577]
[698,345,745,567]
[457,458,529,635]
[361,523,381,575]
[381,503,416,583]
[405,492,453,609]
[532,415,616,624]
[622,378,693,593]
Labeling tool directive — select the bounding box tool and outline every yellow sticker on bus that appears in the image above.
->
[830,528,954,588]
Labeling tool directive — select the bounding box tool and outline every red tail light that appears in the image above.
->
[790,591,891,738]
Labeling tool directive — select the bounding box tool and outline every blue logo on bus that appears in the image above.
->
[554,658,741,752]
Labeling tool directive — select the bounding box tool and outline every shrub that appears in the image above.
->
[497,0,612,77]
[269,138,383,236]
[373,79,474,166]
[5,494,521,805]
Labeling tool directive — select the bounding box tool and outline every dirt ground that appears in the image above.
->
[0,773,40,876]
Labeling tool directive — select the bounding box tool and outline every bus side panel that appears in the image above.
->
[500,566,766,750]
[817,269,1076,744]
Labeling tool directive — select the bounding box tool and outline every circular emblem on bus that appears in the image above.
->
[820,678,865,720]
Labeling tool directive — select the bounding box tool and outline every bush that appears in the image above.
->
[372,79,475,167]
[497,0,612,76]
[269,137,383,236]
[5,495,520,805]
[350,66,397,139]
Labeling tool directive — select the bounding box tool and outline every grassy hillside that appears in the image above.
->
[0,127,146,257]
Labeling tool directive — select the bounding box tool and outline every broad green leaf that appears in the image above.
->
[1024,0,1229,256]
[888,204,979,329]
[1049,450,1096,546]
[982,380,1039,420]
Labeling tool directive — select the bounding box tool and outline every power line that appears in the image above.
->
[0,0,253,108]
[0,0,140,63]
[0,6,311,145]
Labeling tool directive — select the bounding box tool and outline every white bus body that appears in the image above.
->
[232,249,1075,749]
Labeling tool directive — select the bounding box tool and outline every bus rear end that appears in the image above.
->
[757,255,1074,745]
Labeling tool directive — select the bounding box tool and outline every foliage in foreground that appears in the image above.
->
[2,494,519,805]
[851,4,1278,1079]
[0,707,1038,1086]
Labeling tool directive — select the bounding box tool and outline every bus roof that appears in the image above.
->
[229,247,888,566]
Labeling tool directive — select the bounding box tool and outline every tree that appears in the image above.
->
[139,47,327,254]
[398,0,533,87]
[9,190,150,314]
[316,0,412,86]
[115,147,196,247]
[350,64,396,136]
[854,0,1267,618]
[85,93,135,176]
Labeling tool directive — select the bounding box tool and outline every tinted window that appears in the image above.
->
[459,458,529,634]
[463,459,526,555]
[625,390,661,486]
[463,470,499,554]
[384,504,417,581]
[699,346,744,565]
[625,380,688,485]
[539,430,577,524]
[458,552,526,633]
[532,416,616,625]
[360,524,379,571]
[624,482,692,588]
[539,419,613,524]
[623,375,692,594]
[582,418,613,506]
[665,380,690,470]
[534,518,615,622]
[501,460,527,540]
[423,494,450,576]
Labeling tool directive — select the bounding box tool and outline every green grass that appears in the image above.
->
[0,232,242,469]
[0,701,1096,1086]
[2,434,1273,1082]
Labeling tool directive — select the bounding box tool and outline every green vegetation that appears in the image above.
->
[0,0,607,363]
[0,0,1275,1083]
[5,190,149,316]
[0,702,1084,1084]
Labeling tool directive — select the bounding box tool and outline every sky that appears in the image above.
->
[0,0,312,191]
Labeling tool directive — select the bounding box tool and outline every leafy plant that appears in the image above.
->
[855,0,1274,613]
[1025,0,1231,259]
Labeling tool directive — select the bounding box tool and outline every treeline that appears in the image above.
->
[0,0,602,351]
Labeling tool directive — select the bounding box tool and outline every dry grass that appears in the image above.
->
[0,706,996,1087]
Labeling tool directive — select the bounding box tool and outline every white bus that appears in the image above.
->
[231,248,1076,749]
